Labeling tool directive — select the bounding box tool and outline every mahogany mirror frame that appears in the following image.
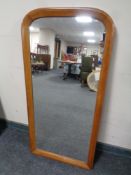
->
[21,7,115,170]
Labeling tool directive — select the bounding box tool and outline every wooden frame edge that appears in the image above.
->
[33,148,90,170]
[21,7,115,170]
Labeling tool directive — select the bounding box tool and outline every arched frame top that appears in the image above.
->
[21,8,115,170]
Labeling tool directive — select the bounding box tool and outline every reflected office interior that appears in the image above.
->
[29,16,105,161]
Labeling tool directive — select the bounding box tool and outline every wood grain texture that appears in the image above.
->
[33,149,90,170]
[21,8,115,170]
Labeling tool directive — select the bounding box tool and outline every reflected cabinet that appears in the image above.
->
[21,8,115,170]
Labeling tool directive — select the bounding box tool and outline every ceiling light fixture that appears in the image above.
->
[83,31,95,37]
[29,26,39,32]
[87,39,96,43]
[75,16,93,23]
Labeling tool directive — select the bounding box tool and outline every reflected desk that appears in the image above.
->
[62,60,81,77]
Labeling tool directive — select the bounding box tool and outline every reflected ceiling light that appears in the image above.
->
[75,16,93,23]
[87,39,96,43]
[83,31,95,37]
[29,26,39,32]
[29,26,35,31]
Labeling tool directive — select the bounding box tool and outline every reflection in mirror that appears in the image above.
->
[29,17,105,161]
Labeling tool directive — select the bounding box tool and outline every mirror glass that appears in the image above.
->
[29,16,105,161]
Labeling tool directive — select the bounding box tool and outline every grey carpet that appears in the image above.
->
[0,127,131,175]
[32,69,96,161]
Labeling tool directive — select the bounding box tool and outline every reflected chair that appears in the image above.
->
[30,52,51,73]
[80,56,92,86]
[37,44,49,54]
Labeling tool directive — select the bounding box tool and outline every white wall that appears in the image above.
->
[30,29,55,68]
[65,42,101,57]
[39,28,55,69]
[60,39,67,59]
[0,0,131,150]
[85,44,100,56]
[30,32,39,53]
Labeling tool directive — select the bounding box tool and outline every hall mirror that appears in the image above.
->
[30,16,105,161]
[22,8,115,170]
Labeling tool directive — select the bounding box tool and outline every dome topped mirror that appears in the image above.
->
[21,8,115,170]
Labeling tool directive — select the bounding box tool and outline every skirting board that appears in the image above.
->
[1,119,131,159]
